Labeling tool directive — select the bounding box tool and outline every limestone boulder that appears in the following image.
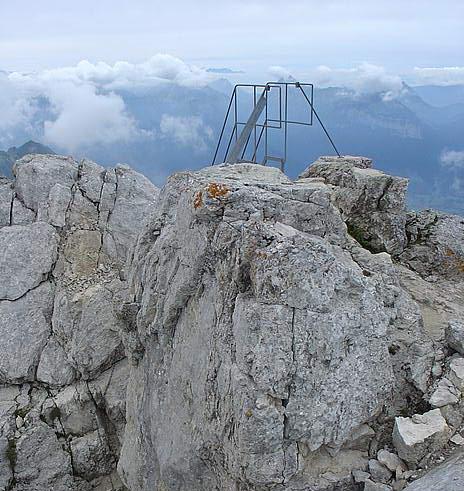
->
[70,430,116,480]
[299,156,408,254]
[118,163,403,490]
[101,165,159,266]
[14,421,77,490]
[400,210,464,279]
[52,282,126,379]
[13,154,77,213]
[36,336,76,386]
[448,357,464,390]
[392,409,450,465]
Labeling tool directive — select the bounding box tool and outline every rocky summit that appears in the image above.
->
[0,154,463,491]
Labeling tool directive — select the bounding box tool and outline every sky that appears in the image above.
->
[0,0,463,155]
[1,0,463,81]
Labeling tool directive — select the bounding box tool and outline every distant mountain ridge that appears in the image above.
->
[0,141,55,177]
[1,83,463,214]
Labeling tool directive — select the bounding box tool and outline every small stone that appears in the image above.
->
[352,469,370,483]
[16,415,24,428]
[429,378,460,407]
[345,423,376,451]
[393,409,450,465]
[369,459,393,483]
[377,449,406,473]
[450,433,464,445]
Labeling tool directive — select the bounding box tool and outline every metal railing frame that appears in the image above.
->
[211,81,340,171]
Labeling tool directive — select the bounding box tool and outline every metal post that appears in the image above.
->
[226,89,267,164]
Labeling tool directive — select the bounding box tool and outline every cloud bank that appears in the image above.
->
[413,67,464,86]
[268,66,294,81]
[0,55,213,151]
[313,63,404,99]
[265,63,406,99]
[40,54,214,90]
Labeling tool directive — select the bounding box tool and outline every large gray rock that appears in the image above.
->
[117,163,419,490]
[0,222,58,300]
[13,154,77,212]
[404,451,464,490]
[400,210,464,279]
[36,336,76,386]
[14,421,78,490]
[52,282,126,379]
[299,156,409,255]
[101,165,159,266]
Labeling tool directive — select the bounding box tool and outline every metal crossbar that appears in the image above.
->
[211,81,340,171]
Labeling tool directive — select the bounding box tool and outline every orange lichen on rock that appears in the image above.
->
[193,191,203,209]
[206,182,230,199]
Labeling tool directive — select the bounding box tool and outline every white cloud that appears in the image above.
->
[313,63,404,99]
[440,149,464,170]
[40,54,213,89]
[42,82,139,152]
[160,115,213,153]
[413,67,464,86]
[0,73,40,146]
[268,66,294,81]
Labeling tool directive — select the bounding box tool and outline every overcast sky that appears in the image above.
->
[1,0,463,80]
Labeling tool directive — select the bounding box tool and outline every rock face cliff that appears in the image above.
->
[1,154,463,491]
[0,154,158,490]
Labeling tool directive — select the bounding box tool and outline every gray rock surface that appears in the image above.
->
[0,154,158,490]
[299,155,409,254]
[0,177,13,227]
[447,320,464,355]
[0,222,58,300]
[117,162,437,490]
[1,154,464,490]
[404,451,464,490]
[400,210,464,279]
[0,282,54,383]
[429,378,460,407]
